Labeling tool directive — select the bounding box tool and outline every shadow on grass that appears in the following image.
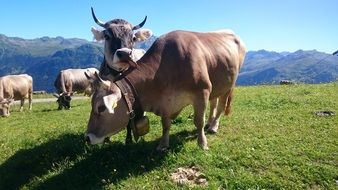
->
[0,130,196,189]
[39,104,83,113]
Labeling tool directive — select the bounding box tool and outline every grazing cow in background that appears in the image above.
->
[0,74,33,117]
[90,7,152,77]
[280,80,294,85]
[85,29,246,151]
[54,68,98,110]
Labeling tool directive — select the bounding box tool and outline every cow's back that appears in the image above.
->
[133,30,246,115]
[141,30,246,99]
[0,74,32,100]
[69,68,96,92]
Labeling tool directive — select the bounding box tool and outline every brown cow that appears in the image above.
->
[54,68,99,110]
[0,74,33,117]
[85,29,246,150]
[90,7,152,77]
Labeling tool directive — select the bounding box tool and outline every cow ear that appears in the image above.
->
[85,70,96,83]
[134,29,153,42]
[91,27,104,41]
[1,99,14,105]
[53,93,60,98]
[103,91,122,114]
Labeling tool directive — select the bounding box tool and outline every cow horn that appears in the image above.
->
[94,71,111,88]
[94,71,104,83]
[84,70,91,80]
[53,93,60,98]
[91,7,106,27]
[132,16,147,30]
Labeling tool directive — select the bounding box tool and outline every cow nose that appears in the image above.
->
[116,49,131,59]
[85,135,91,144]
[116,50,124,58]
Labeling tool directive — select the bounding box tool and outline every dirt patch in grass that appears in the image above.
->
[171,165,208,187]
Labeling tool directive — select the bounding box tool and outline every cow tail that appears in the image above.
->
[0,81,3,100]
[28,76,33,110]
[60,71,67,94]
[29,77,33,99]
[224,89,233,116]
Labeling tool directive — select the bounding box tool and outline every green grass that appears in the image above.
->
[0,83,337,189]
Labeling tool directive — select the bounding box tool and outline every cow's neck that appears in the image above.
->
[101,57,122,78]
[125,55,161,112]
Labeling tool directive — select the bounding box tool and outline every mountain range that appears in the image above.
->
[238,49,338,85]
[0,34,337,92]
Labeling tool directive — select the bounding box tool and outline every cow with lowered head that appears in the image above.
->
[54,68,98,110]
[0,74,33,117]
[85,29,246,151]
[90,7,152,78]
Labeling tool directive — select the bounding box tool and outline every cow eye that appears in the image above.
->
[103,31,111,40]
[132,36,137,42]
[104,34,110,40]
[98,105,106,113]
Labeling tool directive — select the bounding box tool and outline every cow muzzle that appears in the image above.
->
[112,48,138,69]
[85,133,106,145]
[116,48,132,59]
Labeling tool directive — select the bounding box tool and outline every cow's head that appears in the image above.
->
[85,72,129,144]
[0,99,13,117]
[90,7,152,74]
[53,93,72,110]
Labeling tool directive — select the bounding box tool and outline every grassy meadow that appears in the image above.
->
[0,83,337,189]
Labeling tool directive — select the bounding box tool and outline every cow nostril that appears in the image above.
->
[116,51,123,58]
[85,135,91,144]
[116,50,131,59]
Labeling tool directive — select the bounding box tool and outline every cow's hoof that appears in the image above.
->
[156,145,169,152]
[207,128,218,134]
[125,138,133,145]
[207,123,219,134]
[199,144,209,150]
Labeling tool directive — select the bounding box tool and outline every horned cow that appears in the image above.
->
[90,7,152,78]
[0,74,33,117]
[85,29,246,151]
[54,68,98,110]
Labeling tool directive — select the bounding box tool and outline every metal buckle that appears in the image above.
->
[129,110,135,119]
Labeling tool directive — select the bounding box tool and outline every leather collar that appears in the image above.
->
[114,77,144,141]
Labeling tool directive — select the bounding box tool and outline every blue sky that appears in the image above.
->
[0,0,337,53]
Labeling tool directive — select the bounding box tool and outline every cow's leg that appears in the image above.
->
[157,117,171,151]
[207,89,233,133]
[58,101,63,110]
[125,124,133,144]
[28,92,32,111]
[193,90,210,150]
[19,98,24,112]
[206,98,218,128]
